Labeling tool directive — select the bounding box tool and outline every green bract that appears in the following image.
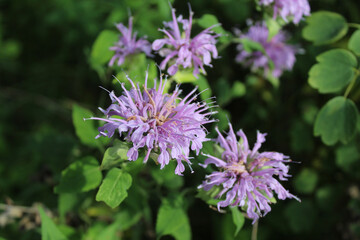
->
[302,11,348,45]
[96,168,132,208]
[314,96,359,145]
[308,49,358,93]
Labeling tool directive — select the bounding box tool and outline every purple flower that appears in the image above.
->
[258,0,310,24]
[198,123,299,223]
[91,73,216,175]
[236,23,298,78]
[152,5,219,77]
[109,16,153,66]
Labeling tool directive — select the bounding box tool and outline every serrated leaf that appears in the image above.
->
[96,168,132,208]
[348,30,360,55]
[90,30,118,66]
[156,202,191,240]
[294,168,318,194]
[308,49,357,93]
[55,157,102,194]
[72,104,103,149]
[314,96,359,145]
[302,11,348,45]
[230,207,245,237]
[101,140,129,170]
[38,206,68,240]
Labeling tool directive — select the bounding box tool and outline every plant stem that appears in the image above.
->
[348,23,360,29]
[251,220,259,240]
[344,69,360,98]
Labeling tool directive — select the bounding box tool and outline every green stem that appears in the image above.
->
[348,23,360,29]
[251,220,259,240]
[344,69,360,98]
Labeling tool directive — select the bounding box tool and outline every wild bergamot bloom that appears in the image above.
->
[109,16,153,66]
[198,123,299,223]
[91,73,216,175]
[152,5,219,77]
[258,0,310,24]
[236,22,298,78]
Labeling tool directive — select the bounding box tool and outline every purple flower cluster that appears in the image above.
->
[258,0,310,24]
[109,16,153,66]
[236,23,298,78]
[91,73,215,175]
[198,123,299,223]
[152,6,219,77]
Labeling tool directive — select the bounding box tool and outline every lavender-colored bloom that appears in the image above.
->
[198,123,299,223]
[236,23,298,78]
[109,16,153,66]
[258,0,310,24]
[152,6,219,77]
[91,73,216,175]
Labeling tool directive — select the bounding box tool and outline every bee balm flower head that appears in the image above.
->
[198,123,299,223]
[152,5,219,77]
[109,16,153,66]
[91,72,216,175]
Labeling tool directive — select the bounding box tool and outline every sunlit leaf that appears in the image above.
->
[96,168,132,208]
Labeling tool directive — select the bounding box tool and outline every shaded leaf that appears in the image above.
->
[90,30,118,66]
[156,201,191,240]
[308,49,357,93]
[314,96,358,145]
[55,157,102,194]
[96,168,132,208]
[101,140,130,170]
[230,207,245,237]
[294,168,318,194]
[348,30,360,55]
[39,206,68,240]
[303,11,348,45]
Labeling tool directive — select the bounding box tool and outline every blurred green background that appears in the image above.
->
[1,0,360,239]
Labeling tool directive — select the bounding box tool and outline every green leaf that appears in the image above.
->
[197,14,230,43]
[151,161,184,190]
[284,200,317,233]
[38,206,68,240]
[173,70,197,84]
[314,96,359,145]
[114,53,157,89]
[72,104,103,149]
[90,30,118,66]
[156,201,191,240]
[100,140,130,170]
[196,75,212,101]
[348,30,360,55]
[55,156,102,194]
[230,207,245,237]
[231,81,246,98]
[336,144,360,173]
[308,49,357,93]
[293,168,318,194]
[302,11,348,45]
[265,17,281,40]
[96,168,132,208]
